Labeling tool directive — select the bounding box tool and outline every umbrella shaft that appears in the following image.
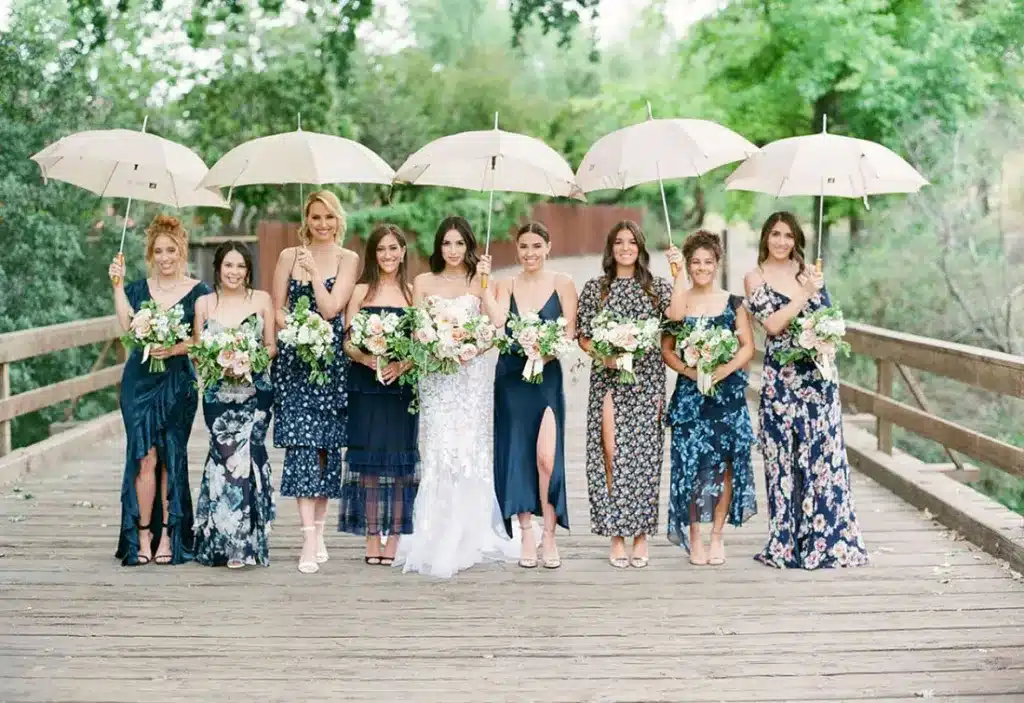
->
[118,197,134,254]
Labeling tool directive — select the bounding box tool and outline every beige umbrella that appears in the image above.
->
[31,117,228,283]
[198,115,396,200]
[395,112,583,287]
[726,115,929,263]
[576,102,759,276]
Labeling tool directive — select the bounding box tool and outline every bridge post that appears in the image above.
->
[0,362,9,456]
[876,358,894,454]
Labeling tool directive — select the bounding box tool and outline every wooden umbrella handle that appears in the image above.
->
[111,252,125,287]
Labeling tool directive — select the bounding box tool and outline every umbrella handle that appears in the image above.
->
[111,252,125,287]
[815,258,823,275]
[670,262,679,278]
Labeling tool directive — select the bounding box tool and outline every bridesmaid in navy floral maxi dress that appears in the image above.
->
[271,191,359,573]
[108,215,210,566]
[744,212,868,569]
[192,241,276,568]
[662,231,757,566]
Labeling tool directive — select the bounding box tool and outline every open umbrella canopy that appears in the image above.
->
[199,129,396,191]
[725,132,928,198]
[31,128,227,209]
[576,117,758,193]
[395,127,583,200]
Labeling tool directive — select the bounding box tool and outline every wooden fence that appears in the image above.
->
[0,318,124,457]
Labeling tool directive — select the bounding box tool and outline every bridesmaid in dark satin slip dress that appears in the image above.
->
[480,221,577,569]
[108,215,211,566]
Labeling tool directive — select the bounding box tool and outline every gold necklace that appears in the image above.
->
[154,276,183,292]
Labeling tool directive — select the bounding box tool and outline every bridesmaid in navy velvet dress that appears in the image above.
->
[479,222,577,570]
[271,190,359,574]
[339,224,419,566]
[108,215,211,566]
[192,242,276,568]
[743,211,868,569]
[662,231,757,566]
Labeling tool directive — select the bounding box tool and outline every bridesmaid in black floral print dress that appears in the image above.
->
[577,221,674,569]
[271,191,359,574]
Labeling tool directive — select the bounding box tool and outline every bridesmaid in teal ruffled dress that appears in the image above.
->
[108,215,211,566]
[192,241,276,568]
[662,231,757,566]
[480,221,577,569]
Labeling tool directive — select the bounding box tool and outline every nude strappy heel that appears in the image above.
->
[298,526,319,574]
[314,519,329,563]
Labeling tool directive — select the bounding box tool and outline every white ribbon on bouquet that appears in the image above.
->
[375,356,386,385]
[523,356,545,382]
[697,367,715,395]
[814,352,838,383]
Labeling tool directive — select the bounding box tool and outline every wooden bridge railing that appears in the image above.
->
[752,322,1024,479]
[0,316,124,457]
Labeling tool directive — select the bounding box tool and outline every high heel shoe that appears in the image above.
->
[518,524,537,568]
[708,530,726,566]
[314,519,329,564]
[298,526,319,574]
[541,529,561,569]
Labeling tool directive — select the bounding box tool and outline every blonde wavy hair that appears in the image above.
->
[298,190,347,246]
[144,215,189,275]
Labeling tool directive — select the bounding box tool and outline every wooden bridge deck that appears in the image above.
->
[2,258,1023,702]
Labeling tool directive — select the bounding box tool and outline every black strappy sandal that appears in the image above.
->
[154,526,173,565]
[134,523,153,566]
[364,556,382,565]
[378,557,394,567]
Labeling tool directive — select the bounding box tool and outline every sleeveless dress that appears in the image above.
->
[665,294,757,552]
[747,282,869,569]
[115,279,210,566]
[338,306,420,536]
[193,314,275,567]
[395,294,517,577]
[273,275,349,499]
[576,275,674,537]
[493,288,569,537]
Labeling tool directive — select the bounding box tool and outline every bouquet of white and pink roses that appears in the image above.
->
[588,309,662,384]
[774,306,850,382]
[494,312,575,383]
[673,317,740,396]
[121,300,191,373]
[190,320,271,391]
[349,308,408,384]
[277,295,336,385]
[405,297,496,375]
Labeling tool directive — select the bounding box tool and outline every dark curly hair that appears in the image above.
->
[682,230,723,264]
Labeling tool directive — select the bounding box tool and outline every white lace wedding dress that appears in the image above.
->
[395,294,517,578]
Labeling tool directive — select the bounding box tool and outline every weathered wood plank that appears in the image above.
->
[0,316,121,364]
[0,365,124,423]
[847,321,1024,399]
[841,381,1024,476]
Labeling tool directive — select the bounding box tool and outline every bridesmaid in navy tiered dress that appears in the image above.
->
[108,215,211,566]
[480,222,577,569]
[662,231,757,566]
[339,224,419,566]
[192,242,276,568]
[743,211,868,569]
[271,191,359,574]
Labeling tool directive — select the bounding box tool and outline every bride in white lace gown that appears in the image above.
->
[395,217,517,578]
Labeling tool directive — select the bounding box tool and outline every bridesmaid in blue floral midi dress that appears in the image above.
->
[108,215,210,566]
[744,212,868,569]
[192,242,276,568]
[271,191,359,573]
[662,231,757,566]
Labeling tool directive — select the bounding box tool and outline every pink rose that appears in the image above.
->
[366,334,388,356]
[525,343,542,359]
[367,317,385,336]
[458,343,478,362]
[413,326,437,344]
[683,345,699,367]
[218,348,236,368]
[814,341,836,357]
[476,324,495,345]
[798,329,817,350]
[517,328,540,348]
[451,327,469,342]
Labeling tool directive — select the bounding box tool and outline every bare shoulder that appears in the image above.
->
[552,272,577,292]
[743,269,763,293]
[339,246,359,263]
[413,272,434,288]
[277,246,296,261]
[196,292,215,311]
[351,282,369,300]
[252,289,273,305]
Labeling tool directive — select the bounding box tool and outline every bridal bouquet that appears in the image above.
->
[349,308,408,384]
[406,298,496,375]
[494,312,575,383]
[190,320,271,390]
[774,306,851,382]
[277,295,335,385]
[673,318,740,396]
[121,300,191,373]
[588,309,662,384]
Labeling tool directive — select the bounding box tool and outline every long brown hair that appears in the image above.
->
[757,211,807,279]
[429,215,479,280]
[600,220,658,308]
[358,223,413,305]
